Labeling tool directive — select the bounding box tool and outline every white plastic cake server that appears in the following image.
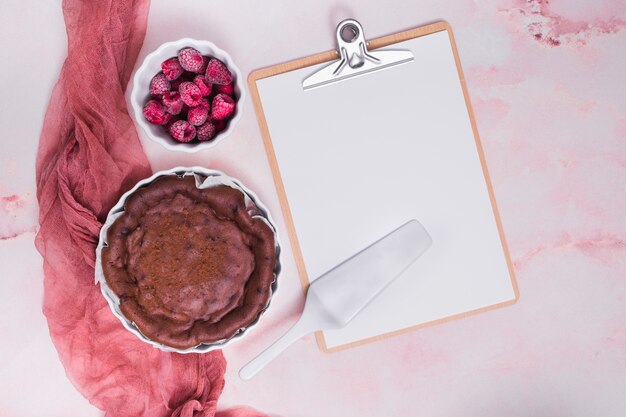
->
[239,219,432,380]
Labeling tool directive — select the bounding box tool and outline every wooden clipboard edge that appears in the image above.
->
[248,21,519,354]
[446,25,521,303]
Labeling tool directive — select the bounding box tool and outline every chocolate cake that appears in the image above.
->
[101,175,276,349]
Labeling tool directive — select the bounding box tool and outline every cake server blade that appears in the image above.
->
[239,219,432,380]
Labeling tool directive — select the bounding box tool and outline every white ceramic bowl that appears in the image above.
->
[95,167,281,353]
[130,39,246,153]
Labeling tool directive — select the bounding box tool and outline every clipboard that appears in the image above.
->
[248,20,519,352]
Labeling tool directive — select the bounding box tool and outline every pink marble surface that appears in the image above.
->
[1,0,626,416]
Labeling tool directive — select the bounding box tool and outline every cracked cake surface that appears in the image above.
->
[101,175,276,349]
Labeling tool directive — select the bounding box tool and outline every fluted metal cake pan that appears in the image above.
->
[95,166,281,353]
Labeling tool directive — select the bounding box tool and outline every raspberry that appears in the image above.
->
[164,114,181,129]
[216,83,234,95]
[162,91,184,115]
[168,120,196,142]
[205,59,232,85]
[196,121,216,141]
[179,82,203,107]
[143,99,170,125]
[193,75,212,96]
[149,73,170,97]
[198,56,209,73]
[162,58,184,80]
[211,93,235,120]
[188,105,209,126]
[178,47,204,72]
[197,98,209,109]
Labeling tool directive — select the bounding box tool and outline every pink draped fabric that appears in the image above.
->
[35,1,265,416]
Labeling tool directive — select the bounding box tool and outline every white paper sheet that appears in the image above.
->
[255,29,517,350]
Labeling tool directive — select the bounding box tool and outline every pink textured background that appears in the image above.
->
[1,0,625,416]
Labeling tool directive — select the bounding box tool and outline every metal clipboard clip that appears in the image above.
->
[302,19,414,91]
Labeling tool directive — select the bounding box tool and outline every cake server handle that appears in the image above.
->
[239,311,321,380]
